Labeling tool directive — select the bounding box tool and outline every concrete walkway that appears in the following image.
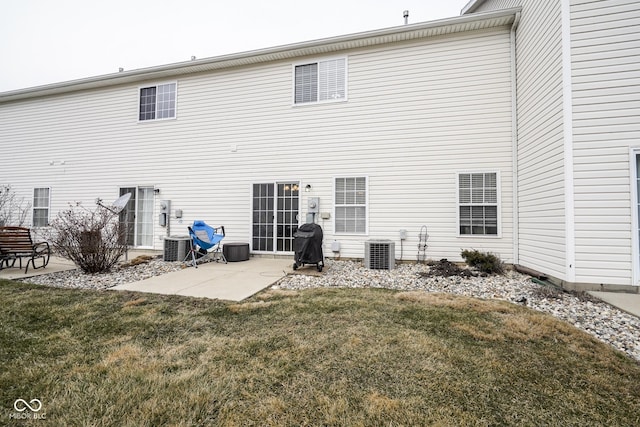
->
[0,256,76,280]
[112,257,293,301]
[587,291,640,318]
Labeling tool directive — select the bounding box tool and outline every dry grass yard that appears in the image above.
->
[1,280,639,426]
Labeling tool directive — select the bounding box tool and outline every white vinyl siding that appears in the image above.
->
[570,0,640,285]
[0,27,514,262]
[32,187,50,227]
[504,0,567,280]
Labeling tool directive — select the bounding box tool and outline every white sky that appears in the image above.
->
[0,0,470,93]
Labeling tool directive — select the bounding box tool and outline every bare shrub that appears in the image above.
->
[0,184,31,227]
[44,203,127,273]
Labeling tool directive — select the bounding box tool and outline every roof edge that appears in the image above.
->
[1,7,519,103]
[461,0,487,15]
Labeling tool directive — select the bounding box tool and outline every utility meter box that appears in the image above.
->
[308,197,319,214]
[159,200,171,227]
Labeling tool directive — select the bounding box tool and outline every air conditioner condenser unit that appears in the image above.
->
[163,235,191,261]
[364,240,395,270]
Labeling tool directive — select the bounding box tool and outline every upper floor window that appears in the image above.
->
[139,83,176,121]
[33,187,50,227]
[294,58,346,104]
[458,172,499,236]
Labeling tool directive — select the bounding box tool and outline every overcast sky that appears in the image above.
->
[0,0,470,93]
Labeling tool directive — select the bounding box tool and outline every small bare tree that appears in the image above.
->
[0,184,31,227]
[44,202,128,273]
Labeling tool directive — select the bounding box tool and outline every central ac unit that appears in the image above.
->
[364,240,395,270]
[163,235,191,261]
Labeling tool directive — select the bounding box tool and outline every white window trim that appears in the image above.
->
[137,81,178,122]
[32,187,51,228]
[333,176,369,236]
[292,56,348,106]
[456,170,501,238]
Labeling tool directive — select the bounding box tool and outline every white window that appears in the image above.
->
[335,177,367,234]
[33,187,50,227]
[458,172,499,236]
[294,58,346,104]
[139,83,176,121]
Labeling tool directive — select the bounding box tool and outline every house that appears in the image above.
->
[1,0,638,292]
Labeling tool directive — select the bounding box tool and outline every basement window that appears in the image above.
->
[139,82,177,121]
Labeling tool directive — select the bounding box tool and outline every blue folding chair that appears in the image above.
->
[185,220,227,267]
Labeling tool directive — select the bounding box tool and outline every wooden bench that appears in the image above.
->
[0,226,51,273]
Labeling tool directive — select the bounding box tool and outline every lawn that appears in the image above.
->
[1,279,639,426]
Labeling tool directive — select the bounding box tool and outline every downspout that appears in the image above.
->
[510,11,521,266]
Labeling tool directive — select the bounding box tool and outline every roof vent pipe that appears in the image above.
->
[403,10,409,24]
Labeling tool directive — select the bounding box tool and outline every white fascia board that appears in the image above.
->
[0,7,520,103]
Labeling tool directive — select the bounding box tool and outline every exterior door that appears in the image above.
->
[119,186,154,247]
[252,182,299,252]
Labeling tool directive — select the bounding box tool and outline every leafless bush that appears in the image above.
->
[0,184,31,227]
[44,203,127,273]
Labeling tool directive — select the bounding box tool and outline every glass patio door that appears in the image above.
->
[119,186,154,247]
[252,182,299,252]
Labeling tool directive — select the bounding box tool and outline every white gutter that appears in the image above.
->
[561,0,576,283]
[511,12,521,266]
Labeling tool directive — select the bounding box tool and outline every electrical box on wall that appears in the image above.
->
[159,200,171,227]
[308,197,319,213]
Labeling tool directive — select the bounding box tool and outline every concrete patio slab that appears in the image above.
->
[588,291,640,318]
[0,256,76,280]
[0,250,160,281]
[111,257,293,301]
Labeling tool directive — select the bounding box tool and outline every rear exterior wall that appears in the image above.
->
[0,28,515,262]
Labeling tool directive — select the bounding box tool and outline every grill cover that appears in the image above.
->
[293,223,324,264]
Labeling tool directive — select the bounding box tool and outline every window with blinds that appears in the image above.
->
[335,177,367,234]
[458,172,499,236]
[295,58,346,104]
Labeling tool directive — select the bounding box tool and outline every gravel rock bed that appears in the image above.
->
[274,260,640,362]
[17,259,185,290]
[15,257,640,362]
